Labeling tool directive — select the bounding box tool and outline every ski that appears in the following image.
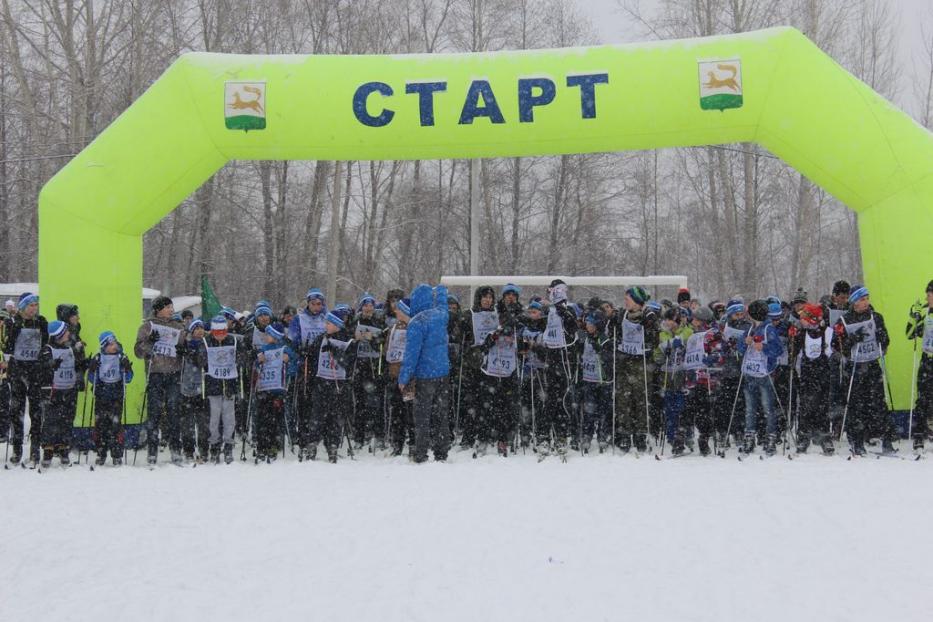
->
[868,451,904,460]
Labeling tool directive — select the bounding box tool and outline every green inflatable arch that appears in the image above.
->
[39,26,933,421]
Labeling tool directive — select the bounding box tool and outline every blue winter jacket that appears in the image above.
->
[398,284,451,385]
[736,322,783,374]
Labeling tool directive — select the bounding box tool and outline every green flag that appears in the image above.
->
[200,274,222,321]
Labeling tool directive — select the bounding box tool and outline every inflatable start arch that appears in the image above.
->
[39,27,933,419]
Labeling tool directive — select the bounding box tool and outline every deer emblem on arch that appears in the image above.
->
[228,85,264,114]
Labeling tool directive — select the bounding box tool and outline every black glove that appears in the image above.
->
[51,358,63,370]
[320,338,331,353]
[854,328,867,343]
[147,330,160,344]
[175,343,187,357]
[86,358,100,374]
[120,358,132,372]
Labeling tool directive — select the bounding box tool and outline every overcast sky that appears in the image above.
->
[576,0,931,115]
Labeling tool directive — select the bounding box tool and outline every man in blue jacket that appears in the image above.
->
[399,284,451,463]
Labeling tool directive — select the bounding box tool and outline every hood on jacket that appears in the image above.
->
[472,286,495,311]
[410,284,434,316]
[433,285,449,311]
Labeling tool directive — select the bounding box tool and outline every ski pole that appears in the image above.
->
[611,326,617,454]
[121,372,128,463]
[133,360,153,466]
[240,367,256,461]
[839,360,858,442]
[455,336,465,434]
[908,335,919,442]
[78,380,89,462]
[722,369,745,456]
[641,350,652,448]
[786,341,796,455]
[879,353,895,411]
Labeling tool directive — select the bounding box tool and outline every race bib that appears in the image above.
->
[13,328,40,361]
[804,332,824,360]
[741,346,769,378]
[251,327,267,350]
[206,344,237,379]
[51,346,77,389]
[98,354,122,384]
[483,339,517,378]
[580,339,601,383]
[923,315,933,355]
[258,347,285,392]
[543,307,568,349]
[385,327,406,364]
[683,331,708,371]
[618,318,645,356]
[471,311,499,346]
[150,322,181,358]
[723,324,748,343]
[845,317,880,363]
[355,324,382,359]
[297,312,326,345]
[317,338,350,380]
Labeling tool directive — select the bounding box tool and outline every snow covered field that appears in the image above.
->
[2,448,931,621]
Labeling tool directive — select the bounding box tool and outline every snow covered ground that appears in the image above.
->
[2,448,931,621]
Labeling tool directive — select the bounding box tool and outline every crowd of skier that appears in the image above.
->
[1,276,931,468]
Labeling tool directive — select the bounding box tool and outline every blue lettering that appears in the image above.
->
[566,73,609,119]
[353,82,395,127]
[517,77,556,122]
[458,80,505,125]
[405,82,447,126]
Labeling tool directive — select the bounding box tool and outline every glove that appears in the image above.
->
[670,337,682,350]
[833,323,845,337]
[787,325,798,339]
[320,338,331,353]
[52,358,63,370]
[854,328,867,343]
[175,343,187,357]
[74,340,85,353]
[120,358,132,372]
[86,358,100,374]
[147,330,160,344]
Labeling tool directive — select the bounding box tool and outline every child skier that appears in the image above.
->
[906,280,933,451]
[38,320,87,467]
[790,304,835,455]
[737,300,784,456]
[307,307,358,462]
[657,307,693,455]
[255,322,297,462]
[86,331,134,466]
[384,299,412,456]
[577,309,613,453]
[199,316,248,464]
[179,319,208,462]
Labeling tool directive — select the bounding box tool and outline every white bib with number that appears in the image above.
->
[684,331,708,371]
[258,347,285,392]
[580,339,602,383]
[845,317,881,363]
[385,327,406,364]
[923,315,933,355]
[317,338,350,380]
[13,328,40,361]
[297,312,326,345]
[618,318,646,356]
[206,344,237,380]
[471,311,499,346]
[251,327,267,351]
[355,324,381,359]
[150,322,181,358]
[804,332,825,360]
[723,324,748,343]
[98,354,122,384]
[483,339,517,378]
[51,346,76,389]
[544,307,569,349]
[741,331,769,378]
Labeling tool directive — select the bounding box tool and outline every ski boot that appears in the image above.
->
[742,432,756,455]
[497,441,509,457]
[698,435,711,456]
[795,433,810,455]
[684,430,695,452]
[913,436,925,451]
[170,449,183,466]
[881,437,898,456]
[764,434,777,457]
[223,443,234,464]
[95,453,107,467]
[616,438,632,454]
[29,444,40,466]
[209,444,221,464]
[671,432,686,456]
[40,447,53,469]
[112,456,123,466]
[536,441,550,462]
[579,439,591,455]
[849,438,866,457]
[59,447,72,467]
[554,441,568,462]
[9,444,22,465]
[184,452,195,464]
[598,440,609,453]
[820,437,835,456]
[326,445,338,463]
[715,432,731,450]
[634,433,649,454]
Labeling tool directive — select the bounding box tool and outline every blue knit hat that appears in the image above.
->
[767,302,783,319]
[447,294,460,305]
[18,292,38,310]
[325,308,349,330]
[357,293,376,311]
[501,283,522,297]
[266,322,285,340]
[396,298,412,317]
[306,288,325,302]
[210,315,227,331]
[220,306,237,320]
[49,320,67,339]
[726,303,745,318]
[646,300,662,313]
[98,331,117,347]
[626,286,649,306]
[188,319,204,332]
[254,304,273,318]
[848,286,869,305]
[528,299,543,311]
